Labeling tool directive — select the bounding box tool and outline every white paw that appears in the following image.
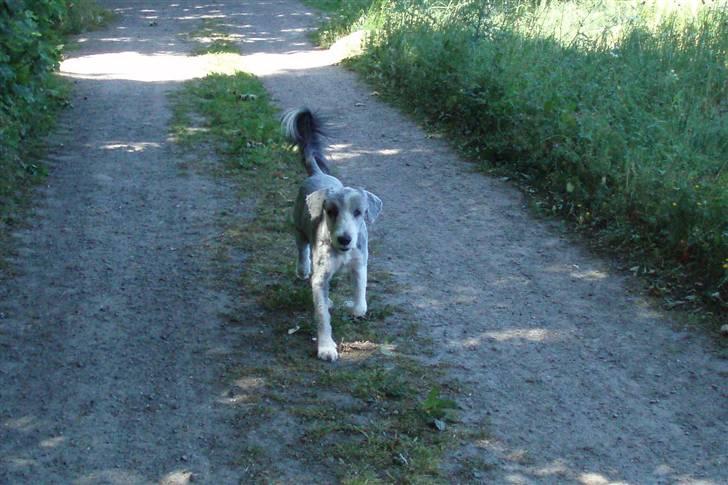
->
[345,300,367,318]
[317,339,339,362]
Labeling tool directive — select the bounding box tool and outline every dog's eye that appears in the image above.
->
[353,209,362,217]
[326,207,338,218]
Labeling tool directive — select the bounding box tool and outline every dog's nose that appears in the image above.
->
[337,234,352,247]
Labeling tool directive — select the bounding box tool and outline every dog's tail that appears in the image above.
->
[282,107,331,176]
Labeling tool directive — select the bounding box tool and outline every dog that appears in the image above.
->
[282,108,382,362]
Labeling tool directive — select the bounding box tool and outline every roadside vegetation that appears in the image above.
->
[0,0,112,241]
[305,0,727,322]
[170,41,481,479]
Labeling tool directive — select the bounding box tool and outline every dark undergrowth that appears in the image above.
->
[1,0,114,256]
[304,0,727,324]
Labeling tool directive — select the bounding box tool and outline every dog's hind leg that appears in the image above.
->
[295,231,311,280]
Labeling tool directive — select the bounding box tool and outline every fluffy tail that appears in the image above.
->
[281,107,331,176]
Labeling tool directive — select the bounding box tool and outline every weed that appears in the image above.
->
[318,364,414,400]
[260,281,312,312]
[420,387,458,421]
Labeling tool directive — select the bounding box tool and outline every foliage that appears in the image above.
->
[305,0,379,46]
[420,387,457,420]
[0,0,110,228]
[309,0,728,317]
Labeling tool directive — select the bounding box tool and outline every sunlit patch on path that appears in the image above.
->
[60,30,366,81]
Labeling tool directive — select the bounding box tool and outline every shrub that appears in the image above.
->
[311,0,728,313]
[0,0,109,223]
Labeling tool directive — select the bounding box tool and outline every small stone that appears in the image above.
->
[720,324,728,337]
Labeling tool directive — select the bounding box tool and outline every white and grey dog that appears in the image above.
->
[282,108,382,362]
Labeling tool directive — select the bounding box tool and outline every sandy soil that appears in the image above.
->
[1,1,726,484]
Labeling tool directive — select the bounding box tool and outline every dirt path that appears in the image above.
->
[0,1,725,484]
[0,2,247,483]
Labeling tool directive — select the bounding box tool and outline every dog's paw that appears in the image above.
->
[345,300,367,318]
[296,257,311,280]
[296,267,311,280]
[317,339,339,362]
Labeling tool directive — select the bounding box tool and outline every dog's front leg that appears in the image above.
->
[295,231,311,280]
[311,269,337,362]
[348,259,368,317]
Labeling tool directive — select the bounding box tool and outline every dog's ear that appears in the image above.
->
[363,190,382,223]
[306,189,329,220]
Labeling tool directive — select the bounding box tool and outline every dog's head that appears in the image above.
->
[306,187,382,252]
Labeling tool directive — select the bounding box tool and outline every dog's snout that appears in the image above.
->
[337,234,352,247]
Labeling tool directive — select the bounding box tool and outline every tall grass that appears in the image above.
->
[308,0,728,315]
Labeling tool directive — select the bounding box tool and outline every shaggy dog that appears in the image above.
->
[282,108,382,362]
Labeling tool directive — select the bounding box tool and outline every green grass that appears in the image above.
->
[305,0,728,322]
[170,66,475,481]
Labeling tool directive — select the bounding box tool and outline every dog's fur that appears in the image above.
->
[282,108,382,362]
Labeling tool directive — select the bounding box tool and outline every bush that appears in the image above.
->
[0,0,109,223]
[1,1,64,206]
[311,0,728,313]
